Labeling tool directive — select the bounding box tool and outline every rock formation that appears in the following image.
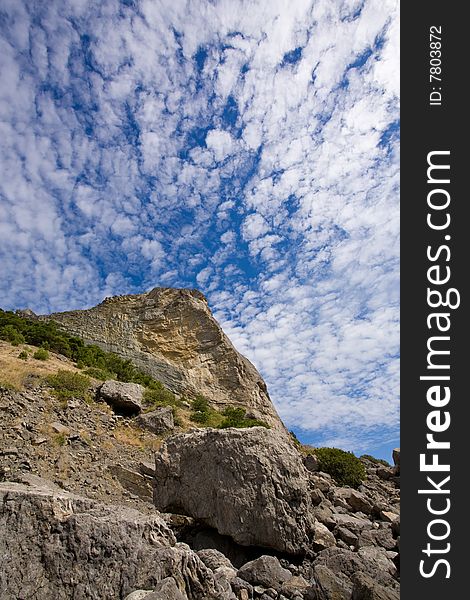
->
[43,288,284,431]
[153,427,316,554]
[0,480,233,600]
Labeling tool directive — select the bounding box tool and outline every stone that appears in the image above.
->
[392,448,400,468]
[125,592,154,600]
[335,526,359,547]
[135,407,174,435]
[230,577,253,598]
[304,453,319,472]
[280,575,310,598]
[45,288,285,431]
[51,422,70,435]
[313,565,353,600]
[144,577,188,600]
[380,511,399,524]
[314,547,396,589]
[153,428,315,554]
[98,380,144,415]
[197,548,234,571]
[332,514,373,532]
[108,464,153,501]
[314,502,336,529]
[238,556,292,590]
[312,522,336,550]
[351,572,400,600]
[333,488,373,515]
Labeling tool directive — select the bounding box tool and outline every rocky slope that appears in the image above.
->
[40,288,283,432]
[0,293,400,600]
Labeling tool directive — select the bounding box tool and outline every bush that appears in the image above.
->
[82,367,113,381]
[314,447,366,488]
[143,383,177,408]
[46,370,90,399]
[18,350,28,360]
[218,406,269,429]
[1,324,25,346]
[33,348,49,361]
[360,454,391,467]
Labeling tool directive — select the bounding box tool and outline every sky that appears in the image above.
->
[0,0,399,460]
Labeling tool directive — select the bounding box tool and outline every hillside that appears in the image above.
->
[0,301,400,600]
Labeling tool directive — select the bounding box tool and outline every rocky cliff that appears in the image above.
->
[43,288,284,431]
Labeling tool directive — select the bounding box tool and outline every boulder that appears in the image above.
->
[280,575,310,598]
[108,464,153,501]
[312,522,336,550]
[238,556,292,590]
[153,428,315,554]
[351,572,400,600]
[313,565,353,600]
[304,453,319,472]
[333,488,373,515]
[98,380,144,415]
[136,407,174,435]
[197,548,234,571]
[392,449,400,468]
[0,480,232,600]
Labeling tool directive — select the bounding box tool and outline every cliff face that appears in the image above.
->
[45,287,284,431]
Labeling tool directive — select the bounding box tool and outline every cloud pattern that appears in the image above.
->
[0,0,399,457]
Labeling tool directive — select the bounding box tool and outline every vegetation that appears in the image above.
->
[0,324,25,346]
[218,406,269,429]
[0,309,175,396]
[46,370,91,400]
[143,383,178,408]
[18,350,28,360]
[314,447,366,488]
[190,395,216,425]
[360,454,391,467]
[33,348,49,361]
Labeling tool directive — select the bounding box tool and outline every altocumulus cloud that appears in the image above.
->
[0,0,399,456]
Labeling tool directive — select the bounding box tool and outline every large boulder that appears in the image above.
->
[0,480,232,599]
[153,427,315,554]
[98,380,144,415]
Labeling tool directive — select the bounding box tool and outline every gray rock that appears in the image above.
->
[304,453,319,472]
[144,577,188,599]
[313,565,353,600]
[98,380,144,415]
[335,526,359,547]
[230,576,254,598]
[125,592,155,600]
[135,407,174,435]
[153,428,315,554]
[312,522,336,550]
[331,513,372,532]
[333,489,373,515]
[0,481,232,599]
[351,572,400,600]
[392,449,400,468]
[108,464,153,501]
[238,556,292,590]
[51,422,70,435]
[197,548,234,571]
[280,575,310,598]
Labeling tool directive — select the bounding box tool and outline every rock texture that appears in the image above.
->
[98,380,145,415]
[44,288,284,431]
[0,480,234,600]
[153,427,315,554]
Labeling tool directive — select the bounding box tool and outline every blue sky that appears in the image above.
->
[0,0,399,460]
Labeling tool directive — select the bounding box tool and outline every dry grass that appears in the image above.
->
[0,340,79,390]
[113,424,162,452]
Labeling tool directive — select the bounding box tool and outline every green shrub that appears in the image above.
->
[82,367,113,381]
[314,447,366,488]
[218,406,269,429]
[33,348,49,361]
[360,454,391,467]
[1,324,25,346]
[18,350,28,360]
[46,370,90,400]
[143,383,177,408]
